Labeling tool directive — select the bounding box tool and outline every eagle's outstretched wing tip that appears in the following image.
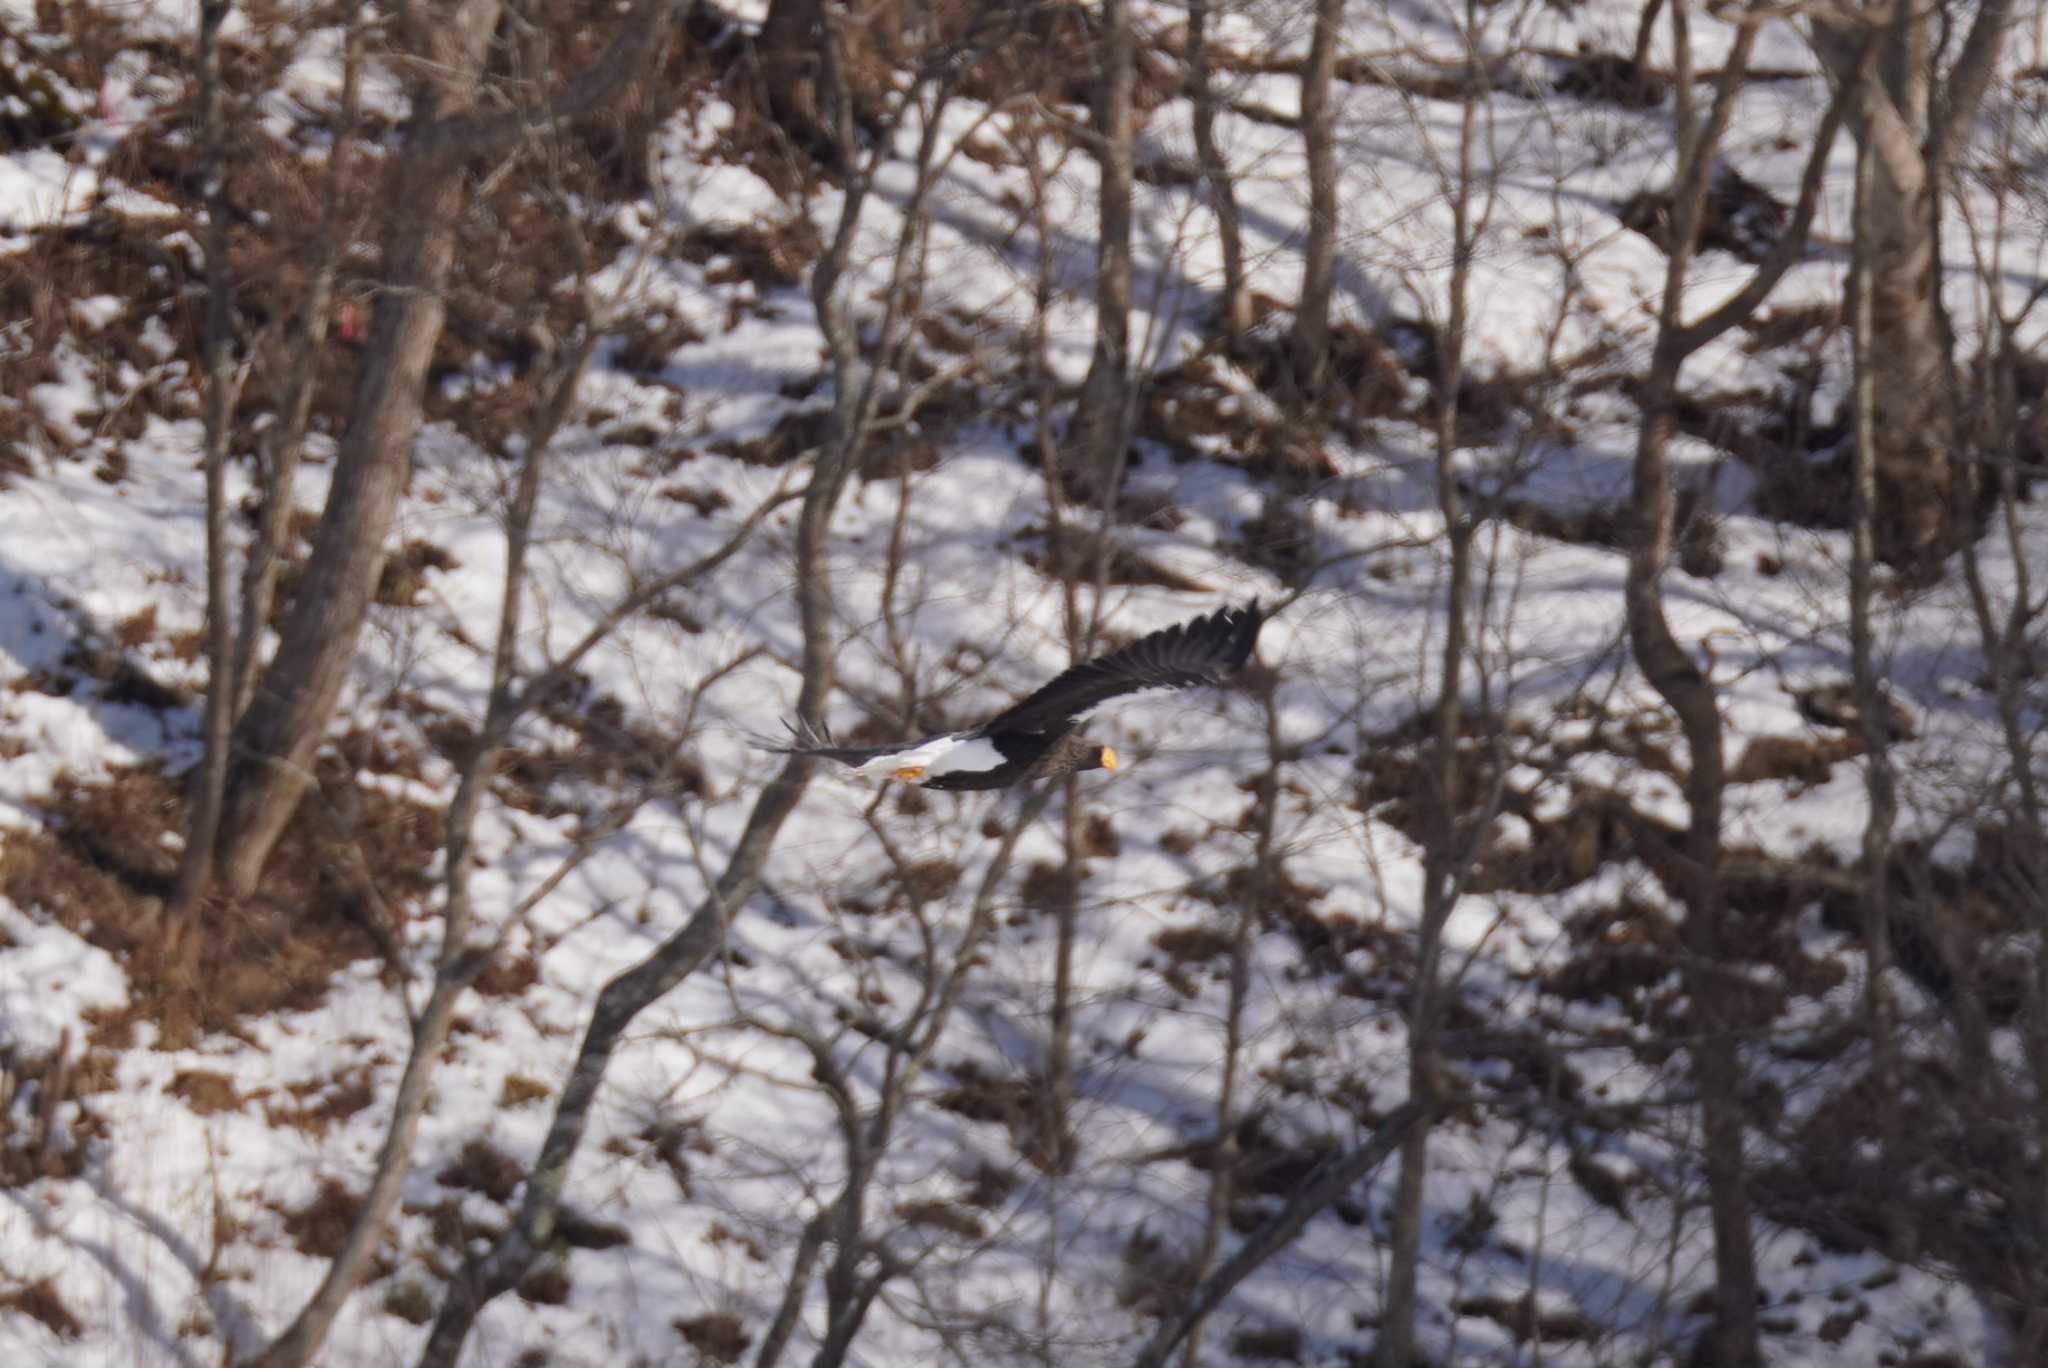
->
[979,600,1271,736]
[755,716,834,754]
[1206,598,1267,671]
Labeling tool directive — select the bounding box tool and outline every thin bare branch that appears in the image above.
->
[1132,1102,1428,1368]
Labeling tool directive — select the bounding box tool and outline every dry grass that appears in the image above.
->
[1229,1324,1306,1362]
[1728,733,1864,786]
[1017,859,1079,922]
[1153,921,1234,965]
[1236,499,1318,584]
[409,1195,505,1261]
[637,1114,715,1198]
[888,857,963,906]
[382,1280,436,1326]
[673,1310,752,1365]
[933,1058,1073,1172]
[0,1277,82,1340]
[1115,1225,1197,1318]
[1542,898,1681,1010]
[1452,1293,1594,1346]
[709,407,832,468]
[499,1073,552,1108]
[1620,164,1791,266]
[0,750,440,1052]
[265,1066,378,1136]
[373,539,460,608]
[437,1137,524,1204]
[167,1069,245,1115]
[281,1177,364,1259]
[474,950,540,999]
[559,1209,631,1250]
[439,690,709,823]
[959,1161,1017,1211]
[0,1036,109,1188]
[677,216,823,292]
[956,1,1178,116]
[516,1264,572,1306]
[895,1198,987,1240]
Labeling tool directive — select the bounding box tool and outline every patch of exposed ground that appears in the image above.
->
[0,734,440,1052]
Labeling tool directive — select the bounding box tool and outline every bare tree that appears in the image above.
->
[1951,142,2048,1356]
[1287,0,1343,420]
[240,152,795,1356]
[1131,1104,1427,1368]
[169,0,244,919]
[1845,128,1908,1260]
[755,0,907,161]
[1063,0,1137,500]
[1037,765,1086,1177]
[1187,0,1250,345]
[1617,5,1854,1358]
[1178,684,1281,1368]
[753,780,1058,1368]
[174,0,370,918]
[1808,0,2016,575]
[413,360,849,1368]
[757,0,832,154]
[246,327,576,1368]
[211,0,683,900]
[1624,28,1758,1362]
[230,1,368,721]
[1378,2,1491,1356]
[416,35,969,1362]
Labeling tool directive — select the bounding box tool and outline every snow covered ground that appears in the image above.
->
[0,0,2039,1363]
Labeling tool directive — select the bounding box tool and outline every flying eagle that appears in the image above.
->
[775,602,1266,791]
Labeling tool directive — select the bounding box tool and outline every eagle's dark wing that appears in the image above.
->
[979,601,1265,737]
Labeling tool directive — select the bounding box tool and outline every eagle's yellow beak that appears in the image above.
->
[1099,746,1119,772]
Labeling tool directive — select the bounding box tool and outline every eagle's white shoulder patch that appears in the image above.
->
[848,732,983,777]
[921,735,1005,777]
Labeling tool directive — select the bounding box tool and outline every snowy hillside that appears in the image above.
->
[0,0,2043,1365]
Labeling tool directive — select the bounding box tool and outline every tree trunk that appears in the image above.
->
[1956,297,2048,1368]
[1062,0,1135,501]
[1179,696,1272,1367]
[241,330,596,1368]
[1809,0,2016,577]
[758,0,828,154]
[1288,0,1342,416]
[214,0,506,899]
[1847,129,1910,1261]
[1043,772,1081,1174]
[1634,361,1760,1368]
[1187,0,1248,346]
[214,0,680,898]
[232,2,364,721]
[170,0,239,920]
[416,31,934,1355]
[1131,1104,1426,1368]
[757,0,903,163]
[1629,7,1763,1361]
[417,439,854,1368]
[1379,23,1479,1357]
[1858,129,1950,576]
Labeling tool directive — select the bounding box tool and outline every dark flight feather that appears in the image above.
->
[768,601,1267,790]
[983,601,1265,737]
